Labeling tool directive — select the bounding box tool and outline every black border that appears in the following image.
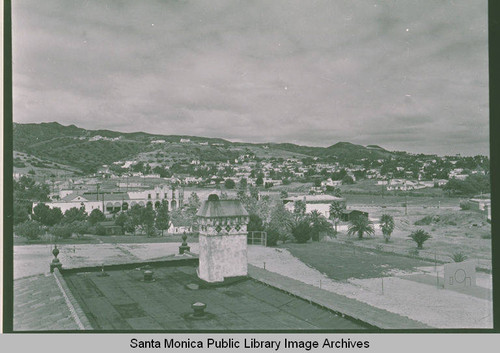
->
[4,0,14,333]
[3,0,499,334]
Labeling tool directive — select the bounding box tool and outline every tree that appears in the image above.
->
[32,203,63,226]
[13,202,30,225]
[69,221,89,238]
[308,210,334,241]
[291,220,312,243]
[63,207,88,224]
[239,178,247,189]
[293,200,307,221]
[51,223,72,239]
[266,202,293,245]
[256,176,264,186]
[329,201,346,232]
[380,214,395,243]
[88,209,105,225]
[224,178,236,189]
[347,216,375,239]
[409,229,431,249]
[14,220,43,240]
[142,204,156,237]
[127,204,144,235]
[155,200,170,236]
[115,212,130,234]
[247,214,264,232]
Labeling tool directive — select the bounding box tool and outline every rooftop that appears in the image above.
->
[196,199,249,218]
[63,264,367,330]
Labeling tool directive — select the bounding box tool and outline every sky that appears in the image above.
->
[12,0,489,156]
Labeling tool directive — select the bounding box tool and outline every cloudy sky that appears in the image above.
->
[12,0,489,156]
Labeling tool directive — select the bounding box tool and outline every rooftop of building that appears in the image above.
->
[284,195,345,203]
[63,264,367,330]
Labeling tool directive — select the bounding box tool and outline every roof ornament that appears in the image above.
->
[50,245,62,273]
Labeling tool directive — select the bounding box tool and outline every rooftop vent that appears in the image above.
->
[192,302,207,317]
[144,270,154,282]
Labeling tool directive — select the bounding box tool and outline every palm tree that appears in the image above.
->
[329,201,345,232]
[308,210,334,241]
[409,229,431,249]
[380,214,395,243]
[347,215,374,239]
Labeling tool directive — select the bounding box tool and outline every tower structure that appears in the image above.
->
[196,195,249,282]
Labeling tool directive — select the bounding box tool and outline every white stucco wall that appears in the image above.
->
[198,233,248,283]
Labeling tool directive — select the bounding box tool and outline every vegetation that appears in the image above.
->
[329,200,345,231]
[155,200,170,236]
[380,214,395,243]
[308,210,334,241]
[347,216,375,239]
[450,251,468,262]
[88,209,106,225]
[409,229,432,249]
[459,201,471,210]
[444,174,490,196]
[14,220,44,240]
[291,220,312,243]
[32,203,63,226]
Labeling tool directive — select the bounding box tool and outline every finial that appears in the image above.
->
[50,244,62,273]
[179,231,190,254]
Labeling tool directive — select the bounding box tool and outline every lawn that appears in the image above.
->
[280,241,434,281]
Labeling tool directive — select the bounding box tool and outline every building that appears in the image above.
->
[283,194,345,218]
[340,210,369,222]
[33,185,184,216]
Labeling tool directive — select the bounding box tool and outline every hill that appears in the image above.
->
[13,122,395,174]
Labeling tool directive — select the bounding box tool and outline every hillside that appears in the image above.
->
[13,122,395,174]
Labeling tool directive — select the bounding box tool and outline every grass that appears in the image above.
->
[280,241,433,281]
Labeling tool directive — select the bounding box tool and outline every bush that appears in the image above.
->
[291,220,312,243]
[459,201,471,210]
[408,248,419,257]
[266,228,279,246]
[409,229,431,249]
[51,224,72,239]
[450,251,468,262]
[414,216,433,226]
[95,224,106,236]
[14,220,44,240]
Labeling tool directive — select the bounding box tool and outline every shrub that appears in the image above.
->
[459,201,471,210]
[408,248,419,257]
[266,228,279,246]
[51,224,72,239]
[409,229,431,249]
[450,251,468,262]
[14,220,44,240]
[291,220,312,243]
[95,224,106,236]
[414,216,433,226]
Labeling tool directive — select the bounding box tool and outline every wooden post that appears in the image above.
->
[381,278,384,295]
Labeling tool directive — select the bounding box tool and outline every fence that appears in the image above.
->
[247,231,267,246]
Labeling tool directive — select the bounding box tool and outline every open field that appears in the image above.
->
[281,242,434,281]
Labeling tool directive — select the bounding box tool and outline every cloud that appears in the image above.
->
[11,0,489,156]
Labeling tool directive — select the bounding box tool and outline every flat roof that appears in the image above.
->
[64,265,367,330]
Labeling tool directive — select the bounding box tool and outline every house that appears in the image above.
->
[283,194,345,218]
[168,221,192,235]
